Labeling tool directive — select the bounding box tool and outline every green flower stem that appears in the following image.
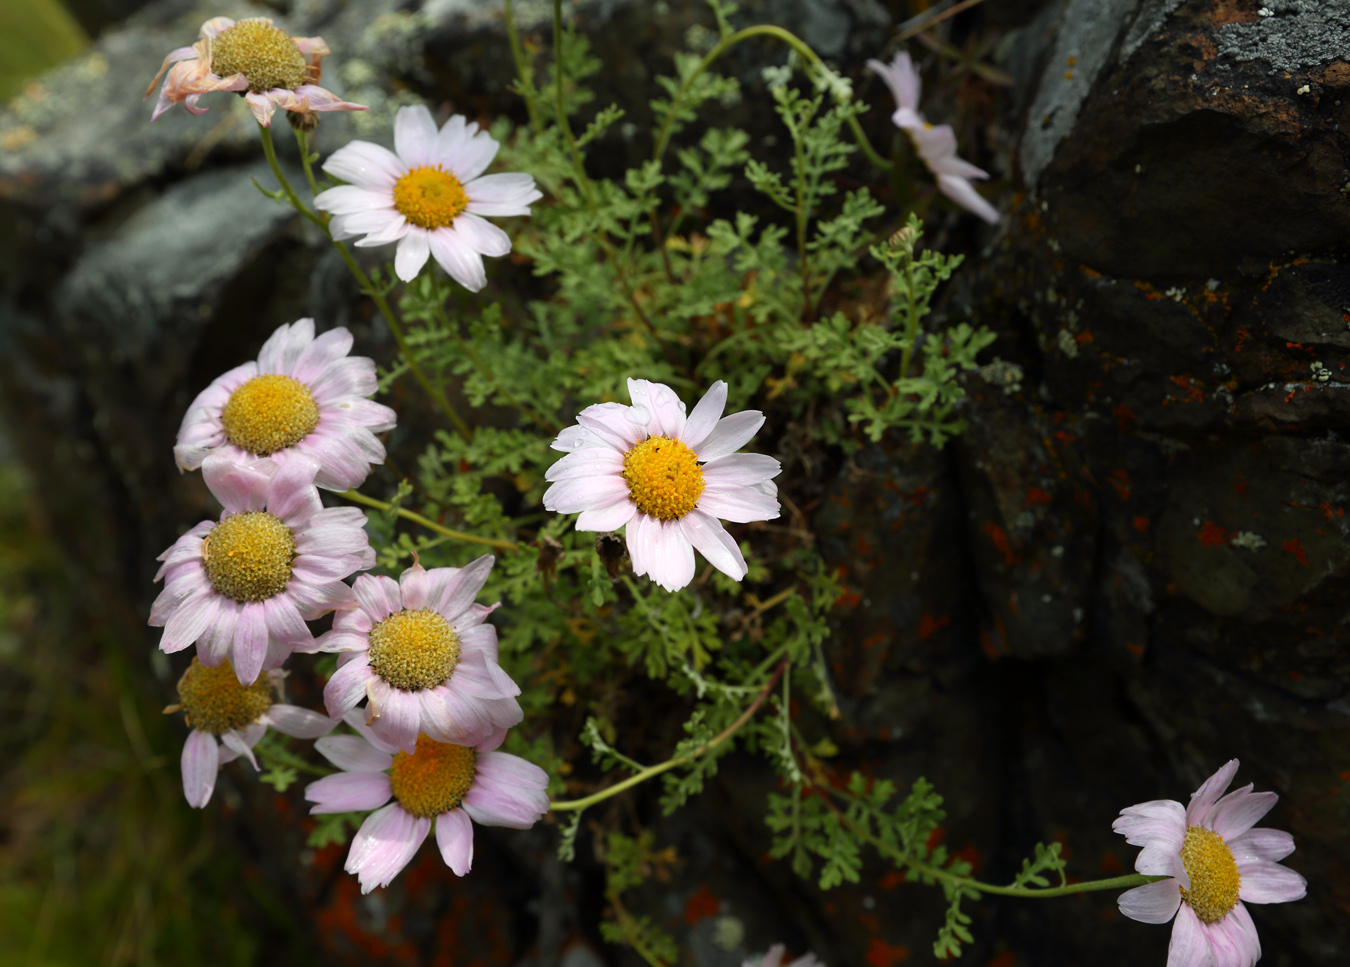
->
[897,237,919,382]
[257,742,331,778]
[503,0,545,134]
[650,24,892,173]
[337,489,521,552]
[257,123,475,442]
[292,125,321,197]
[550,656,789,812]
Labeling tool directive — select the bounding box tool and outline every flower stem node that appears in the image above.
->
[622,436,705,520]
[367,609,462,692]
[176,658,273,735]
[390,735,477,818]
[220,373,321,456]
[203,510,296,602]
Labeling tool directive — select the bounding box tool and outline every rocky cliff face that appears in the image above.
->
[1,0,1346,964]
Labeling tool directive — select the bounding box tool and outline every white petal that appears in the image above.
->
[394,104,438,168]
[394,229,432,282]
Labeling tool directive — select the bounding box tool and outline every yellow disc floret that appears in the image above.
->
[622,435,705,521]
[390,734,477,818]
[367,609,462,692]
[1179,825,1242,924]
[220,373,321,456]
[176,658,273,734]
[203,511,296,602]
[209,19,309,94]
[393,166,469,229]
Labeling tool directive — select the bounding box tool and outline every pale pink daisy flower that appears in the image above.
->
[167,658,336,807]
[174,318,397,492]
[867,52,999,224]
[145,16,365,127]
[313,104,542,288]
[149,453,374,685]
[319,556,522,753]
[1113,759,1307,967]
[744,944,824,967]
[542,379,781,593]
[304,711,550,893]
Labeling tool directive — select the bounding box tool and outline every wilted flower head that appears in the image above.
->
[543,379,781,593]
[174,318,396,492]
[1113,759,1306,967]
[867,51,998,224]
[314,104,542,288]
[305,711,550,893]
[146,16,365,127]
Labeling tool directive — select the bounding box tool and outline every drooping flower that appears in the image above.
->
[146,16,365,127]
[313,104,542,288]
[174,318,397,492]
[1113,759,1307,967]
[304,711,550,893]
[319,556,522,753]
[149,453,374,685]
[867,52,999,224]
[744,945,824,967]
[167,658,335,807]
[542,379,781,593]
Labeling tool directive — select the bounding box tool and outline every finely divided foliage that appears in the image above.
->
[140,0,1303,963]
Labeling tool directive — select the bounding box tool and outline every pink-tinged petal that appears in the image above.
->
[306,771,394,813]
[936,173,1000,224]
[544,447,625,482]
[418,687,492,746]
[256,318,313,373]
[432,555,495,624]
[681,381,727,450]
[575,497,637,533]
[680,509,746,581]
[435,809,475,875]
[1117,879,1182,924]
[456,623,499,664]
[197,598,239,666]
[324,656,374,717]
[428,225,487,291]
[322,140,405,190]
[264,595,313,648]
[370,689,421,753]
[160,590,218,653]
[697,485,780,524]
[333,209,409,245]
[244,90,278,127]
[345,803,430,894]
[354,574,402,622]
[394,104,438,168]
[394,229,432,282]
[266,452,323,523]
[1237,860,1307,904]
[316,734,394,773]
[1209,787,1277,841]
[399,561,432,610]
[1166,904,1211,967]
[694,410,765,462]
[451,653,521,700]
[202,453,272,513]
[220,729,260,770]
[287,84,366,114]
[266,704,335,739]
[1113,799,1187,850]
[462,751,550,828]
[181,729,219,809]
[1224,902,1262,965]
[1201,914,1247,967]
[444,128,500,183]
[1187,760,1240,827]
[868,52,920,112]
[342,708,403,755]
[1136,847,1189,889]
[231,602,269,684]
[199,16,236,39]
[453,212,512,257]
[543,474,631,514]
[464,173,541,217]
[1228,827,1295,864]
[575,402,645,451]
[702,452,782,487]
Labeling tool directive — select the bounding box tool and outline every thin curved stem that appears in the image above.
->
[338,489,521,552]
[258,124,327,228]
[550,657,789,812]
[504,0,545,134]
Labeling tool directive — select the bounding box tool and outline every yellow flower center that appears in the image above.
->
[203,511,296,602]
[622,435,705,521]
[389,734,477,819]
[209,19,309,94]
[220,373,321,456]
[393,166,469,229]
[367,609,461,692]
[1178,825,1242,924]
[175,658,272,735]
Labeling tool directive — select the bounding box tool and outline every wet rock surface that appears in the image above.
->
[2,0,1348,965]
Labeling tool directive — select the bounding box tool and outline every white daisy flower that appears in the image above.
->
[313,104,542,288]
[542,379,781,593]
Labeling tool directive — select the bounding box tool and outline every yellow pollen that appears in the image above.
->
[389,734,477,818]
[1179,825,1242,924]
[203,511,295,602]
[367,609,461,692]
[209,19,309,94]
[622,435,704,521]
[175,658,272,735]
[220,373,320,456]
[393,166,469,229]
